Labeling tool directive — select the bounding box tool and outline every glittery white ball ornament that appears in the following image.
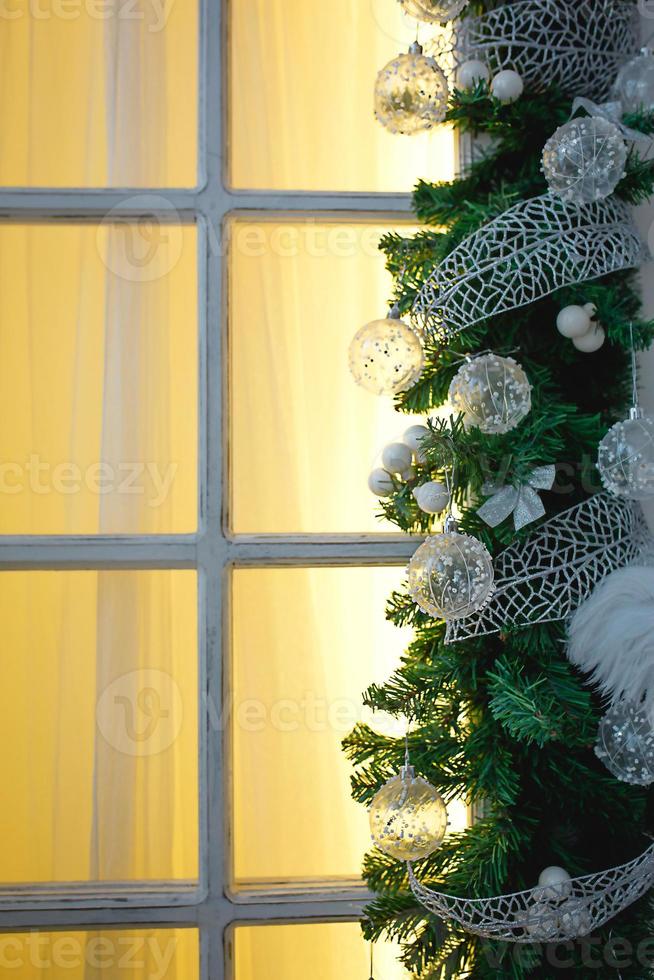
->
[369,766,447,861]
[491,69,524,104]
[556,304,594,339]
[597,411,654,500]
[382,442,414,474]
[542,116,627,204]
[595,700,654,787]
[399,0,469,23]
[525,902,561,941]
[457,60,490,90]
[349,315,424,396]
[374,43,449,136]
[537,866,572,902]
[448,354,532,435]
[613,49,654,115]
[401,465,417,481]
[403,424,431,453]
[572,324,605,353]
[413,481,450,514]
[407,519,495,621]
[368,469,395,497]
[559,899,592,938]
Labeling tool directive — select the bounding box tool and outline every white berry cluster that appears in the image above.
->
[368,424,450,515]
[556,303,605,353]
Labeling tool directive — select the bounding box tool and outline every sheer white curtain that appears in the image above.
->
[0,3,198,908]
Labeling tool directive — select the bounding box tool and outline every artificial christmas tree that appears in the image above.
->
[344,2,654,976]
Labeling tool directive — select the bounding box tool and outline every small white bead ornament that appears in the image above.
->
[595,700,654,787]
[556,304,596,339]
[457,60,490,90]
[572,325,605,353]
[349,312,424,396]
[368,468,395,497]
[413,481,450,515]
[369,766,448,862]
[399,0,469,23]
[448,353,532,435]
[613,48,654,115]
[491,69,524,104]
[382,442,414,474]
[375,43,449,136]
[537,866,572,902]
[408,516,495,621]
[542,116,627,204]
[403,424,431,453]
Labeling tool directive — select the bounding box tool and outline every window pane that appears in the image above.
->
[229,218,426,535]
[0,223,197,535]
[0,0,198,187]
[229,0,455,192]
[232,922,409,980]
[0,928,199,978]
[231,566,467,889]
[0,570,198,885]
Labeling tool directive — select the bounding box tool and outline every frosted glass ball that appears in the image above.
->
[448,354,532,435]
[400,0,469,22]
[382,442,414,474]
[368,468,395,497]
[597,414,654,500]
[369,768,447,861]
[408,531,495,621]
[595,700,654,787]
[457,59,490,90]
[374,49,449,135]
[491,69,524,104]
[413,481,450,514]
[349,318,424,395]
[542,117,627,204]
[613,51,654,114]
[572,325,605,353]
[556,304,593,339]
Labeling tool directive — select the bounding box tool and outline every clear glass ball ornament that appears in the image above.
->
[399,0,469,23]
[613,50,654,114]
[369,766,448,861]
[349,317,424,396]
[597,412,654,500]
[448,354,532,435]
[542,116,627,204]
[407,525,495,621]
[374,45,449,135]
[595,700,654,787]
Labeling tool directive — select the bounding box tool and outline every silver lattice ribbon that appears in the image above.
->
[477,465,556,532]
[571,97,651,143]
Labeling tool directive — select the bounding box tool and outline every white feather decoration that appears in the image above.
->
[567,566,654,722]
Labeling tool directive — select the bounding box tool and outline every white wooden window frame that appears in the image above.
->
[0,1,465,977]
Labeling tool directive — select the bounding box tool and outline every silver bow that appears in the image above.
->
[571,97,651,143]
[477,465,556,531]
